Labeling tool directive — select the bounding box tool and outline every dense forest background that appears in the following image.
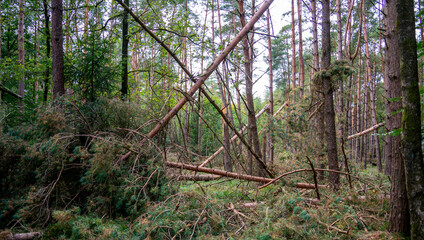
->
[1,0,424,239]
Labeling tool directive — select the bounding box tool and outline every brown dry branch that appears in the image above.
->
[347,122,384,140]
[166,161,272,183]
[259,168,372,189]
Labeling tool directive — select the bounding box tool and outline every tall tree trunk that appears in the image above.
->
[238,0,264,177]
[217,0,232,171]
[18,0,25,109]
[291,0,296,99]
[397,0,424,236]
[311,0,324,180]
[43,0,51,102]
[363,11,382,171]
[121,0,129,99]
[356,54,362,163]
[52,0,65,99]
[385,0,410,234]
[322,0,340,190]
[297,0,304,97]
[198,1,209,156]
[266,9,274,165]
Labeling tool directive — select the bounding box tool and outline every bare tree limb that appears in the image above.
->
[347,122,384,140]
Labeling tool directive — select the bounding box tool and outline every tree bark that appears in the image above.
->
[120,0,129,99]
[43,0,51,102]
[18,0,25,109]
[217,0,232,171]
[238,0,265,177]
[266,9,274,165]
[297,0,304,97]
[311,0,324,180]
[322,0,340,191]
[291,0,296,98]
[397,0,424,236]
[52,0,65,99]
[385,0,410,234]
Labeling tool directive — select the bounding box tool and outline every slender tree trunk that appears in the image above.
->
[297,0,304,98]
[238,0,264,177]
[43,0,51,102]
[52,0,65,99]
[120,0,129,99]
[385,0,410,234]
[266,9,274,165]
[217,0,232,171]
[322,0,340,190]
[18,0,25,109]
[311,0,324,180]
[397,0,424,236]
[356,54,362,163]
[291,0,296,99]
[198,1,209,156]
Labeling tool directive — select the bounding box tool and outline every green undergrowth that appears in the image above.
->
[31,169,397,240]
[0,98,401,239]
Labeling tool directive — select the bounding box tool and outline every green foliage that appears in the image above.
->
[0,98,171,230]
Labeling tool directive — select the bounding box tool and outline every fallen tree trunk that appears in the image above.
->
[166,161,272,183]
[3,232,42,240]
[172,174,221,181]
[347,122,384,140]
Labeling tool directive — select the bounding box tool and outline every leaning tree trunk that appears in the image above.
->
[322,0,340,191]
[397,0,424,237]
[385,0,410,235]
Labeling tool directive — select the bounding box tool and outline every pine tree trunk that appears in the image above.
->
[120,0,129,98]
[297,0,304,97]
[18,0,25,108]
[43,0,51,102]
[238,0,265,177]
[311,0,324,180]
[52,0,65,99]
[291,0,296,99]
[217,0,232,171]
[266,9,274,165]
[385,0,410,234]
[397,0,424,236]
[322,0,340,190]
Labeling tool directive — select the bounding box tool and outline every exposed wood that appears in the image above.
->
[306,156,321,199]
[347,122,384,140]
[166,161,273,183]
[172,174,221,181]
[3,232,42,240]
